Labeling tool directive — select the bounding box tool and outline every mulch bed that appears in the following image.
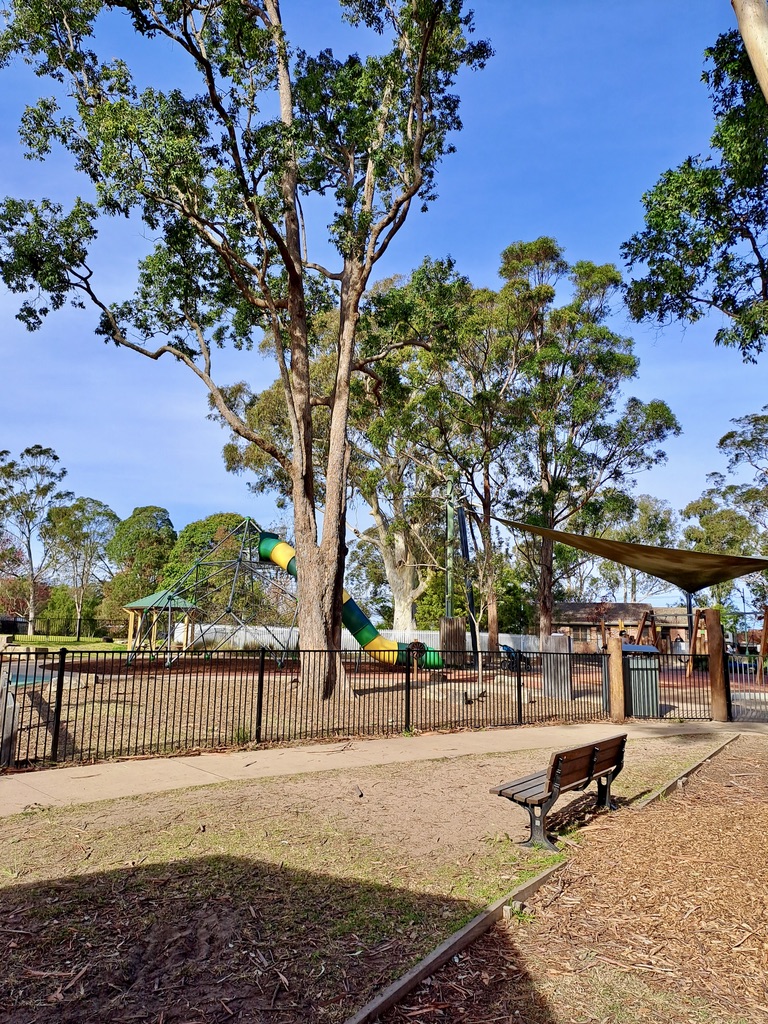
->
[381,733,768,1023]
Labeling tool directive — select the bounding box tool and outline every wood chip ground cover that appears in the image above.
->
[0,733,740,1022]
[380,734,768,1024]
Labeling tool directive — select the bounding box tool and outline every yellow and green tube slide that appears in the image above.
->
[257,532,442,668]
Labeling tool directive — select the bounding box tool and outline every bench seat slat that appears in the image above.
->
[490,768,547,795]
[493,781,548,802]
[500,781,550,805]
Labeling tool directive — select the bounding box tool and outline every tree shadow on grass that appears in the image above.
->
[379,920,561,1024]
[0,855,558,1024]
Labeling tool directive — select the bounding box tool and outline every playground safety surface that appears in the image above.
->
[1,726,767,1023]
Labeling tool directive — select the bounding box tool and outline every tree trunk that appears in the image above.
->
[75,589,84,642]
[25,537,35,635]
[732,0,768,104]
[380,533,419,633]
[390,575,417,632]
[538,536,554,641]
[290,269,363,697]
[268,0,357,697]
[487,589,499,649]
[26,586,35,636]
[267,0,347,693]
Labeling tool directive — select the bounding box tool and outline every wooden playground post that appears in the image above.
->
[758,607,768,686]
[607,635,625,723]
[705,608,729,722]
[686,608,703,678]
[633,611,648,645]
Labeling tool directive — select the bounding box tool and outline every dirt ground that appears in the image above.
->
[0,732,759,1023]
[382,733,768,1024]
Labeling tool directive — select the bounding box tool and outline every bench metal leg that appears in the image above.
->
[521,799,559,853]
[595,773,616,810]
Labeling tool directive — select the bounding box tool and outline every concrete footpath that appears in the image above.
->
[1,720,764,818]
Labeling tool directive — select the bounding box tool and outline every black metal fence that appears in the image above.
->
[1,617,128,643]
[728,654,768,721]
[0,645,720,769]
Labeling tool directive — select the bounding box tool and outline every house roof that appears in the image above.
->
[553,602,652,623]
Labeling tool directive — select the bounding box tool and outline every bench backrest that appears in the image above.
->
[547,733,626,794]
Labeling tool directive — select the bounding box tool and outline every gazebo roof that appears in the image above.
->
[124,589,197,612]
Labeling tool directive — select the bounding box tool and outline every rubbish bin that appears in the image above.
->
[622,643,660,717]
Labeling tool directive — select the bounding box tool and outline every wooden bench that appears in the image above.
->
[490,733,627,852]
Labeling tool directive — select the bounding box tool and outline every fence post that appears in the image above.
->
[254,647,266,744]
[607,636,626,723]
[50,647,67,762]
[515,650,523,725]
[704,608,730,722]
[404,649,412,733]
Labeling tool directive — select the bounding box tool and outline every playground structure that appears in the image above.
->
[127,518,442,668]
[126,518,298,664]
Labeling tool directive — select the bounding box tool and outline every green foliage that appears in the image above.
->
[161,512,246,587]
[101,506,176,616]
[414,570,454,630]
[345,536,394,627]
[41,583,101,625]
[0,525,22,577]
[495,241,679,633]
[682,486,759,606]
[623,31,768,361]
[0,445,73,622]
[0,446,72,543]
[495,563,535,634]
[0,0,491,655]
[344,239,679,638]
[43,496,119,628]
[678,404,768,607]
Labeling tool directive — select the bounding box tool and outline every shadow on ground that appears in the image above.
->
[0,855,558,1024]
[381,922,560,1024]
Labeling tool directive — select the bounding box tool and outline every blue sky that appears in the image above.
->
[0,1,761,545]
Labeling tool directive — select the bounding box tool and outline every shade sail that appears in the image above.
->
[494,518,768,594]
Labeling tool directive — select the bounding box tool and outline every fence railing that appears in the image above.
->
[0,645,720,770]
[1,618,128,643]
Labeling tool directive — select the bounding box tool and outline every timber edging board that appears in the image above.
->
[343,863,564,1024]
[632,732,741,811]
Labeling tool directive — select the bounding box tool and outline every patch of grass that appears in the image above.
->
[548,966,753,1024]
[7,638,129,652]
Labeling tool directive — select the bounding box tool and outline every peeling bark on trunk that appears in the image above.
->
[380,535,421,633]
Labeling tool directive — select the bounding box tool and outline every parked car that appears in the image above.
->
[728,655,758,676]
